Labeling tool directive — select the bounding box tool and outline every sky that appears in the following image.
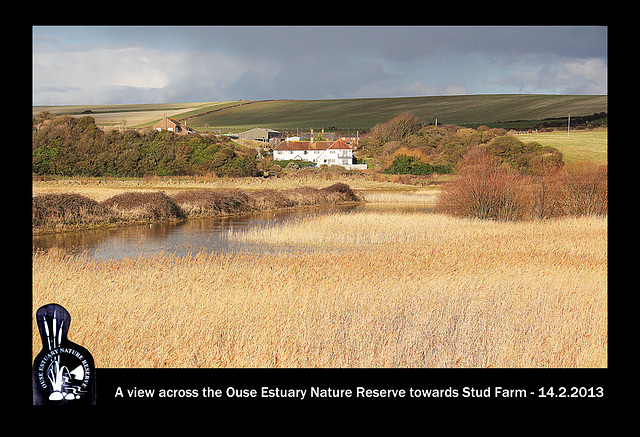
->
[32,26,607,106]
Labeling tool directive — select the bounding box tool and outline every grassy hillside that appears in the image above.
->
[516,129,608,165]
[187,94,608,132]
[33,94,607,133]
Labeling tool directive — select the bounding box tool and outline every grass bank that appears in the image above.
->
[516,129,607,165]
[32,183,363,235]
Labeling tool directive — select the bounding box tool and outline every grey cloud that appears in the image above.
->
[33,26,607,105]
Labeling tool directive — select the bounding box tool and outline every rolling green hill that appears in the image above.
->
[186,94,607,133]
[34,94,607,133]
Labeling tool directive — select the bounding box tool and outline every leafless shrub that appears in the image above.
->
[561,163,608,216]
[320,183,363,202]
[101,191,184,222]
[437,154,527,221]
[170,189,253,217]
[438,153,608,221]
[522,164,567,219]
[248,189,297,210]
[32,193,117,229]
[170,184,362,218]
[33,184,364,231]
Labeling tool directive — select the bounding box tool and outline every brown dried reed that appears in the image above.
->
[32,213,607,369]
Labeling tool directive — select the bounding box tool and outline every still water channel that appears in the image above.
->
[33,201,435,261]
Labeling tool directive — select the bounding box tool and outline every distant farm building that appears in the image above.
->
[273,138,366,169]
[238,128,282,142]
[153,114,196,135]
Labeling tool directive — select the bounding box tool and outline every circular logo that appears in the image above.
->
[36,347,92,401]
[33,303,96,405]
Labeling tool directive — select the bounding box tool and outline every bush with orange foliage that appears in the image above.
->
[438,153,607,220]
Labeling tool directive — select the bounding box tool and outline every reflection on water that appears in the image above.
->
[33,201,435,260]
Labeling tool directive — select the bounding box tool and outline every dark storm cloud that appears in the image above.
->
[33,26,607,105]
[82,26,606,64]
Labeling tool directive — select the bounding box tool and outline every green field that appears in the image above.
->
[33,94,607,133]
[516,129,608,165]
[187,95,608,133]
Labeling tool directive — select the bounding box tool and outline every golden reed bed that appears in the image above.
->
[32,212,607,368]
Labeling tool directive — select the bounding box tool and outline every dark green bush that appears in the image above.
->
[384,155,453,175]
[32,113,257,178]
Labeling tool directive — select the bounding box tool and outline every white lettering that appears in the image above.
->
[226,387,257,398]
[356,387,406,398]
[261,387,307,400]
[495,387,528,398]
[462,387,491,397]
[310,387,353,398]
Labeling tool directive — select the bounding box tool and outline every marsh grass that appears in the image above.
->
[31,173,424,200]
[33,213,607,368]
[362,190,439,204]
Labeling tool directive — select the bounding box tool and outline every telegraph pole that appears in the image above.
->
[568,114,571,136]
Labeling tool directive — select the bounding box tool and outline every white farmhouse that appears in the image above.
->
[273,139,366,169]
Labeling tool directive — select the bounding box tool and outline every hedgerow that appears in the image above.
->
[32,112,258,178]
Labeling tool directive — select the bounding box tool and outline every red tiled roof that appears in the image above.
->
[274,139,353,151]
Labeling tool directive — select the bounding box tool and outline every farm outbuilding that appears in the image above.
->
[238,128,281,142]
[153,114,196,135]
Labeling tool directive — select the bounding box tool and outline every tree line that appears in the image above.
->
[32,112,259,178]
[360,112,564,176]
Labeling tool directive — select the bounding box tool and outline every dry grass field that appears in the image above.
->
[32,174,428,201]
[32,212,607,368]
[32,101,220,128]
